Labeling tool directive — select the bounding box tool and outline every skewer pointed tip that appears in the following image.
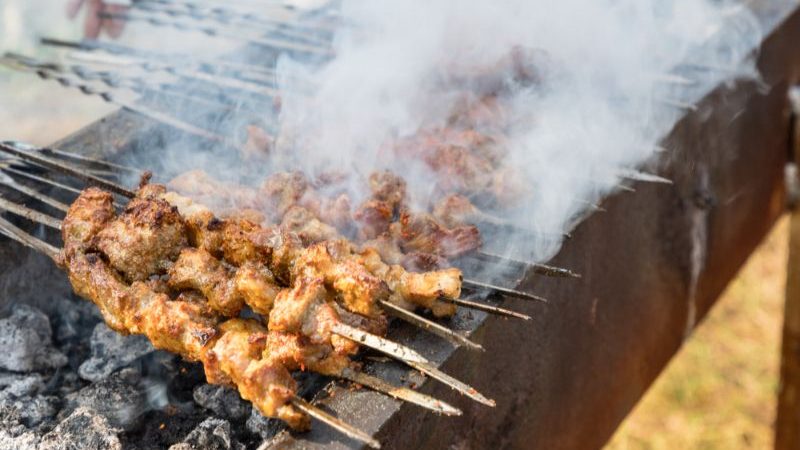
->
[378,300,484,351]
[341,369,462,416]
[462,279,548,303]
[408,361,495,407]
[443,297,531,321]
[333,324,492,407]
[290,396,380,449]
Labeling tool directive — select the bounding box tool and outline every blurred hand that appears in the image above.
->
[66,0,128,39]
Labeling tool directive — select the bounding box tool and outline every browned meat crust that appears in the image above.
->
[94,188,187,282]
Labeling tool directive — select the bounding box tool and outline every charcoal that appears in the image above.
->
[169,417,245,450]
[0,305,67,372]
[246,406,284,439]
[0,371,56,427]
[0,393,58,428]
[39,407,121,450]
[79,323,154,382]
[53,297,102,343]
[0,426,39,450]
[56,371,83,398]
[192,384,250,421]
[61,369,146,431]
[0,372,45,397]
[0,405,41,450]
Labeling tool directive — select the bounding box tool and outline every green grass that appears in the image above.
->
[606,216,787,450]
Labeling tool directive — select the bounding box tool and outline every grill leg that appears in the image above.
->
[775,90,800,450]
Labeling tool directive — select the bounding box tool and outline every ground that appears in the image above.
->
[606,216,788,449]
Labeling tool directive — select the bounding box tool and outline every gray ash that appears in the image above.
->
[0,297,285,449]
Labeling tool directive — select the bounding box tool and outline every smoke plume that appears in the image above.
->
[268,0,761,267]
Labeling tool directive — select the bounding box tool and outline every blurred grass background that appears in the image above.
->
[607,217,788,449]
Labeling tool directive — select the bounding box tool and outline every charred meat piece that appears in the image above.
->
[368,170,406,210]
[281,205,341,245]
[167,170,261,212]
[299,192,354,234]
[94,186,187,282]
[401,251,450,273]
[267,229,305,285]
[333,303,388,338]
[168,248,245,317]
[60,187,116,259]
[360,234,405,266]
[162,191,227,258]
[291,242,388,318]
[397,211,482,259]
[169,248,282,318]
[354,199,394,240]
[204,319,307,430]
[361,234,448,272]
[358,247,460,318]
[268,277,357,356]
[220,219,275,267]
[265,330,351,377]
[260,171,310,219]
[432,194,488,228]
[446,95,508,135]
[444,46,549,96]
[423,144,495,194]
[167,169,224,200]
[233,262,282,316]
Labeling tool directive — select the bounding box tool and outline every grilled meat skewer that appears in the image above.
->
[6,182,491,405]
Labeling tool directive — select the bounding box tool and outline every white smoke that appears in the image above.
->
[273,0,762,264]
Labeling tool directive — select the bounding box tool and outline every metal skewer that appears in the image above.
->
[3,53,248,115]
[406,359,495,407]
[3,166,85,196]
[0,216,60,260]
[0,166,130,210]
[0,191,485,370]
[461,279,548,303]
[137,0,341,33]
[340,368,462,416]
[0,143,137,198]
[101,10,333,56]
[330,322,492,405]
[57,76,231,145]
[0,58,234,146]
[289,396,380,449]
[42,37,285,83]
[616,168,673,184]
[0,197,63,230]
[331,322,431,365]
[0,171,69,212]
[378,300,483,351]
[441,297,531,320]
[0,188,486,402]
[0,165,498,407]
[470,251,581,279]
[37,147,143,175]
[131,0,332,47]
